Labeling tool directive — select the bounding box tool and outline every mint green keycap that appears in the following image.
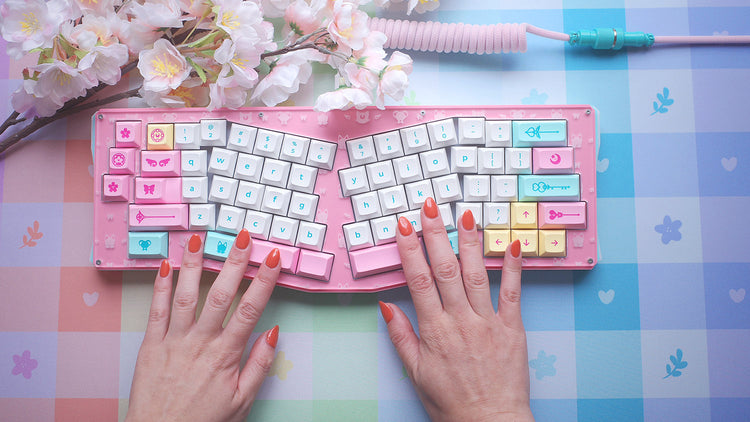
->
[447,230,459,255]
[512,120,567,147]
[128,232,168,259]
[518,175,580,201]
[204,231,236,261]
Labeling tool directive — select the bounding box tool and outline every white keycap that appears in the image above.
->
[366,161,396,190]
[438,203,455,230]
[378,185,409,215]
[400,124,431,155]
[296,221,327,251]
[226,123,256,153]
[346,136,377,166]
[373,131,404,160]
[260,158,292,188]
[505,147,532,174]
[398,210,423,234]
[200,119,226,146]
[216,205,246,234]
[235,181,265,210]
[393,155,423,185]
[234,153,264,182]
[260,186,292,215]
[189,203,215,230]
[338,166,369,197]
[174,123,201,149]
[343,222,374,251]
[269,216,299,246]
[351,191,382,221]
[485,120,512,147]
[431,174,463,204]
[287,192,318,222]
[419,148,450,178]
[306,140,337,170]
[287,164,317,194]
[463,175,491,202]
[208,148,238,177]
[404,180,434,210]
[455,202,482,229]
[427,118,458,148]
[182,176,208,203]
[181,150,207,176]
[279,134,310,164]
[450,146,478,173]
[209,175,239,205]
[458,118,485,145]
[483,202,510,228]
[253,129,284,158]
[243,210,273,240]
[478,148,505,174]
[370,215,398,245]
[491,175,518,201]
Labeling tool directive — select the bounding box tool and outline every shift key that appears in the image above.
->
[129,204,188,231]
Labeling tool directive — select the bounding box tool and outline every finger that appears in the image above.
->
[396,216,443,321]
[197,229,253,334]
[144,260,173,342]
[457,210,494,317]
[223,248,280,353]
[420,198,468,312]
[498,239,524,328]
[237,326,278,404]
[168,234,204,335]
[380,302,419,374]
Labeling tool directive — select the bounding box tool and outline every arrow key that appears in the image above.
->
[511,202,538,229]
[483,230,510,257]
[511,230,538,256]
[539,230,566,257]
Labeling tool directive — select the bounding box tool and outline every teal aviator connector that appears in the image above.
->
[569,28,655,50]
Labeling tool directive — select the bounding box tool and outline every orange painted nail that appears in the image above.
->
[235,229,250,250]
[461,209,475,231]
[159,260,170,277]
[188,234,202,253]
[423,197,438,219]
[266,325,279,348]
[266,248,280,268]
[398,216,413,236]
[511,239,521,258]
[379,301,394,323]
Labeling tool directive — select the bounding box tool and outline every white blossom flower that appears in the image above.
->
[34,60,98,107]
[11,79,61,117]
[0,0,67,59]
[314,86,371,112]
[209,80,249,109]
[327,1,370,51]
[250,49,322,106]
[65,13,120,50]
[215,37,265,89]
[141,77,209,107]
[138,38,191,93]
[213,0,265,41]
[79,43,130,85]
[376,51,412,107]
[72,0,118,17]
[128,0,184,30]
[109,10,162,53]
[407,0,439,14]
[262,0,292,18]
[284,0,327,37]
[178,0,211,17]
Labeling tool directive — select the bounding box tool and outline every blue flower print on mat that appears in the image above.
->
[522,89,548,105]
[651,87,674,115]
[529,350,557,380]
[663,348,688,379]
[655,215,682,244]
[12,350,38,379]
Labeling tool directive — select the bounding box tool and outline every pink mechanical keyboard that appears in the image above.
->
[92,105,598,292]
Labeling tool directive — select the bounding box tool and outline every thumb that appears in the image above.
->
[379,302,419,374]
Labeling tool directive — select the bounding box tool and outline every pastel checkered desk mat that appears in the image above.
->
[1,3,749,421]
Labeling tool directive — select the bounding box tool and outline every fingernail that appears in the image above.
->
[266,325,279,348]
[461,210,475,231]
[511,239,521,258]
[235,229,250,250]
[188,234,202,253]
[423,197,438,219]
[266,248,280,268]
[159,260,170,277]
[379,301,394,323]
[398,216,413,236]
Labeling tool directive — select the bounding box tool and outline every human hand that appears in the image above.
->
[381,198,533,422]
[126,229,280,422]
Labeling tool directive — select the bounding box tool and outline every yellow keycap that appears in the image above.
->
[511,230,538,256]
[539,230,566,257]
[147,124,174,150]
[484,230,511,256]
[511,202,537,229]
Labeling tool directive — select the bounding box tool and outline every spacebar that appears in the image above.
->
[349,244,402,278]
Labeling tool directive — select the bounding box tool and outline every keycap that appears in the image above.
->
[393,154,423,185]
[458,118,485,145]
[204,231,235,261]
[427,118,458,148]
[349,243,402,278]
[533,147,574,174]
[339,166,370,197]
[404,180,434,210]
[351,191,382,221]
[485,120,512,147]
[200,119,227,147]
[234,153,264,182]
[505,148,532,174]
[296,250,334,280]
[477,148,505,174]
[129,204,188,231]
[269,216,299,245]
[463,175,491,202]
[483,202,510,229]
[346,136,377,166]
[147,123,174,150]
[208,148,239,177]
[260,158,292,188]
[398,209,423,234]
[366,161,396,190]
[539,230,566,257]
[135,177,182,204]
[189,204,216,230]
[260,186,292,215]
[431,174,463,204]
[209,175,239,205]
[511,230,539,256]
[254,129,284,158]
[287,164,317,194]
[370,215,398,245]
[510,202,537,229]
[538,202,587,229]
[174,123,201,149]
[512,120,566,147]
[287,192,318,222]
[244,210,273,239]
[491,175,518,202]
[181,150,208,176]
[182,176,209,203]
[248,240,300,273]
[447,230,459,254]
[216,205,246,234]
[227,123,256,152]
[518,174,580,201]
[295,221,327,251]
[450,146,478,173]
[373,131,404,160]
[401,124,431,155]
[343,222,374,251]
[141,151,180,177]
[377,185,409,215]
[455,202,482,229]
[109,148,136,174]
[280,134,310,164]
[235,181,265,210]
[306,140,337,170]
[128,232,168,258]
[419,148,450,178]
[483,230,510,256]
[102,174,130,202]
[438,203,455,230]
[116,121,142,148]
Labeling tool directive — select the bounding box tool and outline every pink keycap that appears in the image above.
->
[538,202,587,229]
[296,250,334,280]
[249,240,300,273]
[128,204,188,231]
[134,177,182,204]
[116,121,142,148]
[109,148,136,174]
[349,243,403,278]
[141,151,180,177]
[102,174,130,202]
[532,147,574,174]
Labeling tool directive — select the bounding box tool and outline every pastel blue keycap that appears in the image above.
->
[128,232,168,259]
[204,231,236,261]
[447,231,459,255]
[518,175,580,201]
[512,120,567,147]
